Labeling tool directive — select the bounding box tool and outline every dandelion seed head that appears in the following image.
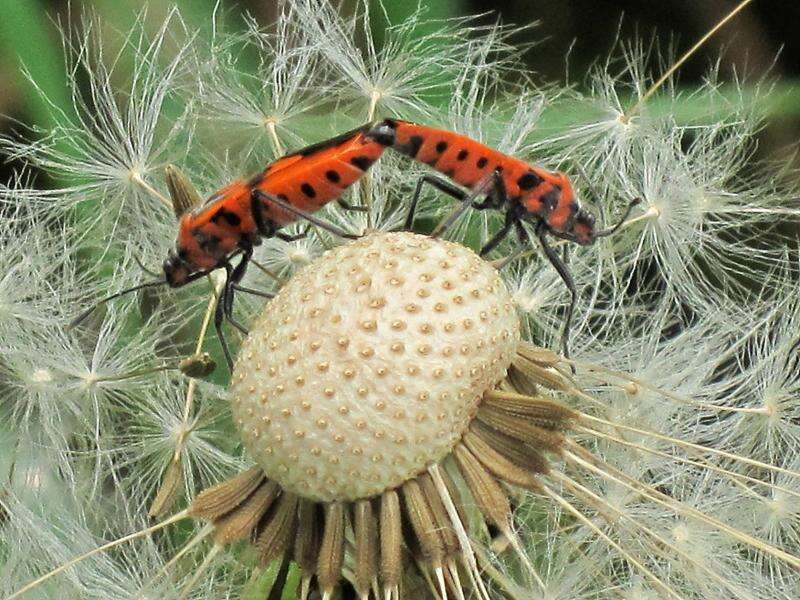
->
[29,368,54,385]
[197,7,326,150]
[513,289,545,314]
[287,244,312,266]
[762,491,799,525]
[231,231,519,501]
[621,578,662,600]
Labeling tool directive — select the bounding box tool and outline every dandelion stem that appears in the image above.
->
[539,482,683,599]
[614,205,660,229]
[435,567,447,599]
[577,412,800,480]
[93,364,174,383]
[565,386,609,410]
[177,543,221,600]
[470,543,531,600]
[504,527,547,594]
[360,89,382,230]
[265,118,284,155]
[565,445,800,570]
[8,510,189,600]
[135,525,213,598]
[447,562,466,600]
[173,274,225,462]
[129,171,171,210]
[623,0,755,122]
[367,89,381,123]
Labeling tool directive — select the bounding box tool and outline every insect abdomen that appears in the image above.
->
[253,131,387,226]
[385,119,582,230]
[387,120,517,189]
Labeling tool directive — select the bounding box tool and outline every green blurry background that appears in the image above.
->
[1,0,799,183]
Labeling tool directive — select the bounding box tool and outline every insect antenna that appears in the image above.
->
[595,197,641,238]
[68,278,167,329]
[133,254,162,279]
[572,163,641,239]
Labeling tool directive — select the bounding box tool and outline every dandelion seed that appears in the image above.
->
[198,7,327,156]
[1,8,195,253]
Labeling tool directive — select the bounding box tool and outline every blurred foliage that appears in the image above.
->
[1,0,799,182]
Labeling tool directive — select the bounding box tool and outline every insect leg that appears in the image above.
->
[133,254,162,278]
[213,283,235,373]
[336,199,369,212]
[478,210,516,257]
[595,197,642,237]
[491,219,533,269]
[69,278,167,329]
[471,171,507,211]
[536,225,577,363]
[225,240,277,301]
[433,170,506,238]
[222,255,251,336]
[253,190,360,240]
[404,174,467,231]
[231,284,274,299]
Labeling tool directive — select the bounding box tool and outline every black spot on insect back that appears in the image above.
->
[350,156,374,171]
[517,171,542,191]
[301,183,316,199]
[325,170,341,183]
[476,157,488,169]
[540,189,560,212]
[211,208,242,227]
[457,149,469,161]
[403,135,423,158]
[194,231,222,253]
[435,141,448,153]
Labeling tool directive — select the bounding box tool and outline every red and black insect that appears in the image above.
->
[72,122,396,370]
[369,118,639,361]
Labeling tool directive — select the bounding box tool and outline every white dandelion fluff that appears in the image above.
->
[3,1,800,599]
